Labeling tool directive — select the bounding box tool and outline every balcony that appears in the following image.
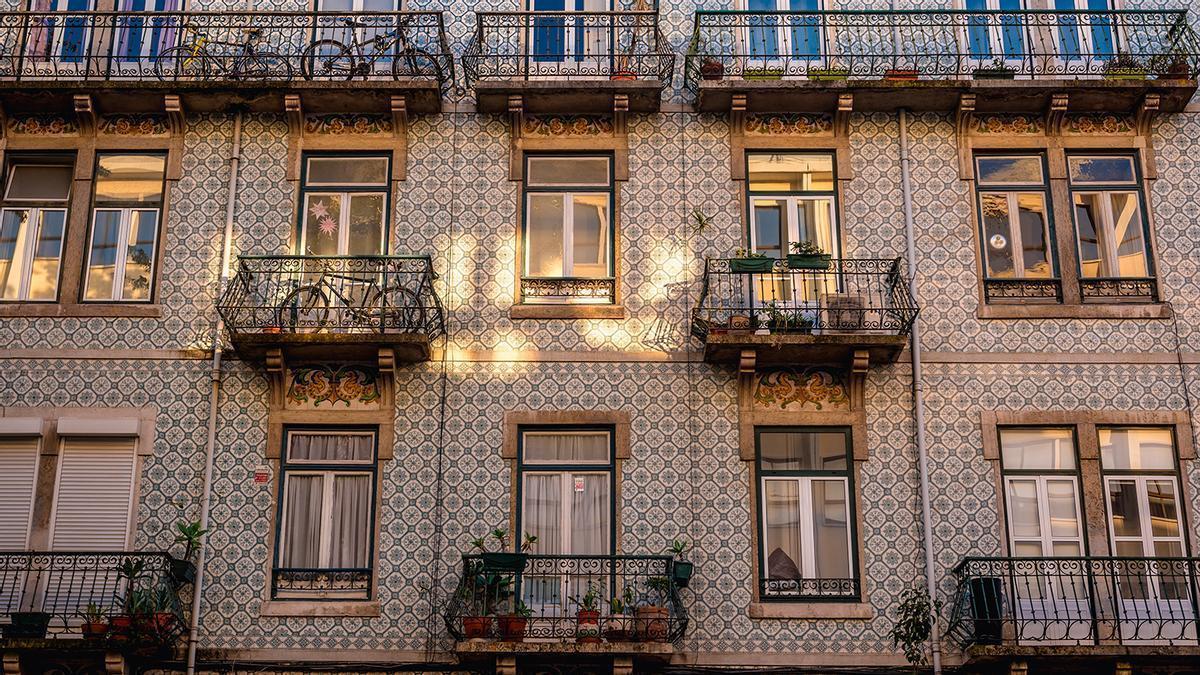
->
[0,552,182,647]
[685,9,1199,113]
[691,258,918,367]
[463,11,675,113]
[216,255,445,362]
[444,554,687,667]
[948,557,1200,665]
[0,10,453,114]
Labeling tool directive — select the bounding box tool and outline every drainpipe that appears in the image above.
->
[898,108,942,675]
[185,109,243,675]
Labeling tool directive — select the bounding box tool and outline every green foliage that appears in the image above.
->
[666,538,690,559]
[79,602,107,623]
[889,585,943,668]
[174,520,209,561]
[734,247,767,259]
[608,585,636,615]
[690,208,713,235]
[570,581,603,613]
[789,240,826,255]
[509,599,533,619]
[469,528,538,553]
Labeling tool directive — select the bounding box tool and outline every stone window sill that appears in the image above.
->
[748,601,873,620]
[977,302,1171,320]
[0,303,163,318]
[259,599,380,617]
[509,304,625,320]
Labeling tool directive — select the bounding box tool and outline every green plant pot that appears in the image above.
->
[4,611,51,639]
[1104,69,1147,80]
[972,68,1015,80]
[671,561,694,588]
[808,68,849,81]
[730,258,774,273]
[786,253,832,270]
[170,559,196,585]
[744,68,784,81]
[481,552,528,573]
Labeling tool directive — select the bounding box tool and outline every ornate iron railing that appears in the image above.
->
[985,277,1063,303]
[0,10,453,89]
[0,552,182,641]
[463,11,674,85]
[761,577,858,600]
[691,258,918,339]
[444,554,688,644]
[217,255,445,340]
[1080,276,1158,301]
[947,556,1200,648]
[520,276,616,304]
[271,567,371,600]
[685,9,1200,92]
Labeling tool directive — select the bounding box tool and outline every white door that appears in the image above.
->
[527,0,611,78]
[1052,0,1119,72]
[748,195,838,307]
[741,0,825,74]
[962,0,1027,70]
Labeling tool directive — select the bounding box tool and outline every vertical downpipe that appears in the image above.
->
[899,108,942,675]
[186,109,243,675]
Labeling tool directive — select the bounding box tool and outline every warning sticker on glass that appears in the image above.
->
[574,477,585,493]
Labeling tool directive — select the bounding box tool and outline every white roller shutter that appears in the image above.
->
[50,438,136,550]
[0,437,40,549]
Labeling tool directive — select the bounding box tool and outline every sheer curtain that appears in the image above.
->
[810,479,850,579]
[289,433,373,462]
[571,474,609,555]
[523,474,563,610]
[524,432,608,463]
[764,479,803,580]
[282,475,322,568]
[329,475,371,568]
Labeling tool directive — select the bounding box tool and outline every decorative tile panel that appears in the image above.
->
[285,365,381,410]
[754,367,850,410]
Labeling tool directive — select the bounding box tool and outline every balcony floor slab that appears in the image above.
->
[701,332,908,368]
[226,332,432,364]
[474,79,666,114]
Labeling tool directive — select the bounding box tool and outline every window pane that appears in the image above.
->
[748,154,834,192]
[288,433,374,462]
[347,194,385,255]
[1146,480,1180,539]
[85,210,122,300]
[763,479,802,580]
[760,431,848,471]
[1000,428,1075,470]
[980,193,1014,277]
[94,154,166,203]
[122,210,157,300]
[0,210,28,299]
[526,194,564,276]
[976,156,1045,185]
[1046,480,1081,539]
[570,474,609,556]
[1108,480,1142,538]
[523,432,610,463]
[752,199,784,256]
[796,197,835,254]
[303,194,342,256]
[28,209,65,300]
[571,194,608,277]
[526,157,610,186]
[1109,192,1147,277]
[1099,427,1176,470]
[523,474,563,554]
[1007,480,1042,539]
[1068,156,1137,185]
[1074,193,1105,278]
[306,157,388,186]
[328,474,372,568]
[1017,194,1052,277]
[281,475,323,568]
[810,480,850,579]
[5,164,72,201]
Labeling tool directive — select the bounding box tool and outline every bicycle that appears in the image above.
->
[154,25,291,81]
[275,258,428,334]
[300,15,441,81]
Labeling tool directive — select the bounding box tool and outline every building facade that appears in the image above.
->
[1,1,1199,674]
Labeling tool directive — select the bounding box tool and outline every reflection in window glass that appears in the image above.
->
[759,431,849,471]
[977,155,1045,185]
[526,157,610,187]
[1000,428,1076,470]
[748,153,834,192]
[1,157,73,302]
[1068,155,1137,185]
[1099,427,1176,470]
[306,157,389,186]
[1069,153,1150,280]
[94,154,166,203]
[974,154,1054,283]
[299,155,388,256]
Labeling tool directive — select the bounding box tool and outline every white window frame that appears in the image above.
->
[524,0,613,76]
[277,470,373,570]
[284,429,377,465]
[1071,189,1147,279]
[1052,0,1122,66]
[0,206,67,301]
[299,192,389,256]
[83,207,160,302]
[522,156,613,298]
[958,0,1027,67]
[523,191,610,278]
[759,475,853,584]
[1003,475,1085,557]
[1103,475,1186,560]
[738,0,830,71]
[977,191,1053,280]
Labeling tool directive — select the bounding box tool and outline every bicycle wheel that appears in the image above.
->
[154,45,209,81]
[235,50,291,81]
[277,285,332,333]
[300,39,355,81]
[393,47,442,83]
[368,285,426,332]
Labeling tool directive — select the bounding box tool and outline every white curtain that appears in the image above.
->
[289,433,373,462]
[810,479,850,578]
[571,474,609,555]
[329,475,371,568]
[523,474,563,554]
[524,432,608,463]
[282,475,322,568]
[764,479,803,580]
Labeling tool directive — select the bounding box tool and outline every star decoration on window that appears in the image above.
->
[309,200,337,238]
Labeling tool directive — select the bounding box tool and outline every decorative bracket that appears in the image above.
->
[0,100,8,144]
[104,651,128,675]
[390,95,408,181]
[955,93,977,179]
[729,94,748,180]
[164,94,185,137]
[508,94,525,181]
[284,94,303,139]
[377,346,396,410]
[265,348,286,410]
[1044,93,1068,137]
[613,93,628,137]
[849,349,869,412]
[1135,93,1161,136]
[73,94,96,137]
[2,653,19,675]
[834,93,853,138]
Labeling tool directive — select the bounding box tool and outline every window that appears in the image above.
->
[743,0,824,65]
[999,428,1084,559]
[748,152,837,259]
[49,438,137,551]
[299,155,390,256]
[964,0,1025,63]
[756,428,856,600]
[528,0,612,70]
[0,437,41,549]
[1054,0,1117,62]
[1069,154,1152,285]
[0,155,72,301]
[274,429,376,599]
[522,155,614,304]
[83,153,167,302]
[974,154,1056,301]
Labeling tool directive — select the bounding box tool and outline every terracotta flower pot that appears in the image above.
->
[81,621,108,640]
[497,615,527,642]
[610,70,637,81]
[635,605,669,642]
[884,68,919,81]
[576,609,601,644]
[462,616,493,640]
[109,614,134,642]
[700,60,724,81]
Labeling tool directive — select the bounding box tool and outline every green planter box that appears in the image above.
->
[481,552,528,573]
[787,253,832,270]
[744,68,784,81]
[808,68,849,81]
[730,258,775,273]
[672,561,695,588]
[1104,69,1148,80]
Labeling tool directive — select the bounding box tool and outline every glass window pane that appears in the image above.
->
[981,193,1014,277]
[1007,480,1042,539]
[759,431,848,471]
[1051,541,1081,557]
[122,209,157,300]
[1074,193,1105,278]
[303,194,342,256]
[571,194,608,277]
[1068,155,1137,185]
[752,199,784,257]
[523,474,563,555]
[0,210,28,299]
[1045,480,1081,539]
[1000,428,1076,470]
[288,433,374,462]
[748,154,834,192]
[796,197,834,254]
[763,479,802,580]
[281,475,323,568]
[85,210,122,300]
[94,154,166,203]
[976,156,1045,185]
[5,164,73,201]
[523,431,610,463]
[1108,480,1142,538]
[1017,194,1052,277]
[28,209,65,301]
[347,194,385,255]
[1146,480,1180,539]
[328,474,372,568]
[526,157,610,187]
[570,474,609,556]
[526,194,564,277]
[1108,192,1147,277]
[1099,427,1176,470]
[810,480,850,579]
[305,157,389,187]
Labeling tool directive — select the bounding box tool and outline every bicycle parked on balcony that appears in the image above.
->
[153,25,290,81]
[276,256,428,334]
[300,15,441,81]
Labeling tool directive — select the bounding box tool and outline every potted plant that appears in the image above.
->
[612,0,652,81]
[1150,51,1191,79]
[700,56,725,81]
[666,539,694,589]
[603,586,636,642]
[729,248,773,273]
[787,240,832,270]
[146,585,180,637]
[171,520,208,585]
[635,577,671,642]
[110,557,148,642]
[497,599,532,642]
[1103,53,1147,80]
[972,57,1016,80]
[474,528,538,573]
[765,302,794,333]
[808,59,850,81]
[571,581,602,644]
[889,585,944,669]
[79,603,108,640]
[3,610,52,639]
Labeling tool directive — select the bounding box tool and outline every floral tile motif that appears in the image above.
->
[744,113,833,135]
[286,365,381,409]
[523,115,614,137]
[98,114,170,136]
[7,114,78,136]
[755,367,849,410]
[305,114,393,136]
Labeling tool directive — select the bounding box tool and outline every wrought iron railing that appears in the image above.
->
[216,255,445,340]
[761,577,859,601]
[985,277,1063,303]
[0,552,182,641]
[0,10,453,89]
[691,257,918,339]
[1080,276,1158,301]
[444,554,688,644]
[463,11,675,85]
[520,276,616,304]
[685,9,1200,92]
[947,556,1200,648]
[271,567,371,600]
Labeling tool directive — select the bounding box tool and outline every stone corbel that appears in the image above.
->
[1136,94,1161,180]
[955,93,976,180]
[377,346,396,410]
[849,349,869,412]
[164,95,185,181]
[2,653,19,675]
[104,651,128,675]
[730,93,748,181]
[390,95,408,182]
[265,348,286,410]
[834,93,853,138]
[613,93,630,181]
[496,656,517,675]
[73,94,96,137]
[508,94,525,181]
[284,94,304,181]
[737,348,757,411]
[1044,93,1068,137]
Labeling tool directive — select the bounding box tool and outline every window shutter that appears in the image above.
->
[50,439,136,551]
[0,438,40,549]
